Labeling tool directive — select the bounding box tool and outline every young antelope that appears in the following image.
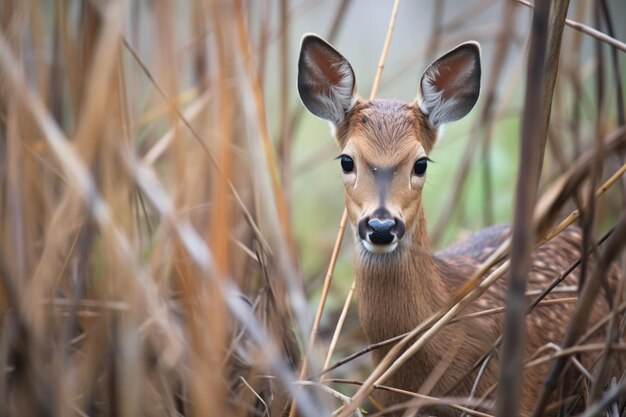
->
[297,34,620,416]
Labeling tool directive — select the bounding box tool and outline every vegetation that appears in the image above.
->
[0,0,625,416]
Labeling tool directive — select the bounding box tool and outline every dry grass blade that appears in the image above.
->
[543,128,626,241]
[121,36,274,256]
[331,379,494,417]
[234,0,298,260]
[1,18,185,347]
[532,213,626,415]
[322,280,356,373]
[514,0,626,53]
[132,160,321,417]
[577,378,626,417]
[296,381,365,417]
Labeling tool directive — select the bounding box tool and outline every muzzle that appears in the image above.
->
[357,209,405,253]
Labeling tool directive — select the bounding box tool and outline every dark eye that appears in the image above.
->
[340,155,354,173]
[414,158,428,176]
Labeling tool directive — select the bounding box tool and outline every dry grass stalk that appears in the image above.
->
[514,0,626,53]
[496,0,568,415]
[1,2,625,417]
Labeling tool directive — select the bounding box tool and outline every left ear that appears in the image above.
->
[417,42,481,128]
[297,34,357,127]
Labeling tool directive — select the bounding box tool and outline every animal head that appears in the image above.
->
[297,34,481,255]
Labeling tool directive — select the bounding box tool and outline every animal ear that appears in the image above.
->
[418,42,481,127]
[297,34,357,126]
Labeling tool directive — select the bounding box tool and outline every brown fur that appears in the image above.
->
[336,99,620,416]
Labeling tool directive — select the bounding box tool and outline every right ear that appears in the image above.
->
[418,42,481,128]
[297,34,357,126]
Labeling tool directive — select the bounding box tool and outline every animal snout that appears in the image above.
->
[358,215,405,246]
[368,218,396,244]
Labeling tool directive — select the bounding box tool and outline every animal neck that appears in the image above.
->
[354,208,450,343]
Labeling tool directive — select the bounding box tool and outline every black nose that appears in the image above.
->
[357,213,406,246]
[367,218,395,244]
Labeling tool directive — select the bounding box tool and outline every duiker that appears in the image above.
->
[298,34,618,416]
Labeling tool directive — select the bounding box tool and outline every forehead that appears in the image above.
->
[342,99,436,157]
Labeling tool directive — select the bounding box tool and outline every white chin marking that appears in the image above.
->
[362,240,398,254]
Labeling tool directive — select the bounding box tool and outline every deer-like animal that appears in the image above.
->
[297,34,619,416]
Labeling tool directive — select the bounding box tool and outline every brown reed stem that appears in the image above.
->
[278,0,291,213]
[545,157,626,241]
[322,280,356,373]
[496,0,568,414]
[514,0,626,53]
[532,213,626,416]
[121,38,274,256]
[234,0,299,260]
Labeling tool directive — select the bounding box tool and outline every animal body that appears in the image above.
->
[297,34,621,416]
